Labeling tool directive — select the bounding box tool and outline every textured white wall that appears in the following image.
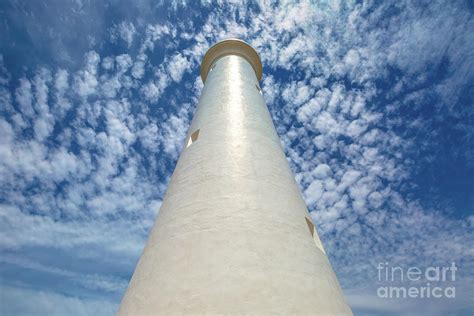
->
[118,51,352,315]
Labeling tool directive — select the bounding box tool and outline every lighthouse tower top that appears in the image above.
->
[200,38,263,82]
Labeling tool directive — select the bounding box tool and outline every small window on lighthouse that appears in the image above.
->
[255,84,262,95]
[187,129,200,148]
[305,217,315,237]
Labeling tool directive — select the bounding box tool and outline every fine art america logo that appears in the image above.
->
[376,262,457,299]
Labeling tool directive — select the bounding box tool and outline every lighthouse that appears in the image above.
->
[118,39,352,315]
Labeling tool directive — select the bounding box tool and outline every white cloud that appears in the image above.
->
[102,56,115,70]
[54,69,69,100]
[278,35,308,66]
[167,53,190,82]
[0,285,117,316]
[305,180,323,205]
[312,163,332,179]
[131,54,147,79]
[346,119,368,138]
[113,22,136,48]
[74,51,100,97]
[313,111,341,135]
[115,54,132,72]
[140,24,173,53]
[141,76,167,103]
[15,78,34,119]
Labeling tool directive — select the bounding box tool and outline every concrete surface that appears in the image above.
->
[117,39,352,315]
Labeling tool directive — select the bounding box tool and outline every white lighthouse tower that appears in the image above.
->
[118,39,352,315]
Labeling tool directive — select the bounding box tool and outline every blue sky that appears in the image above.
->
[0,0,473,315]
